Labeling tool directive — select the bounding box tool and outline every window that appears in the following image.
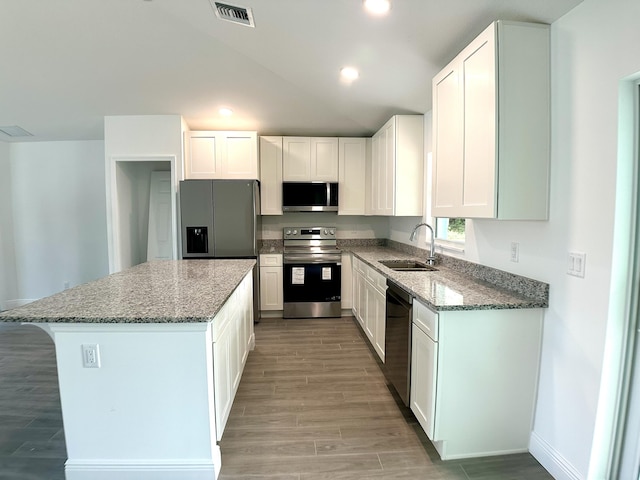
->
[435,218,465,243]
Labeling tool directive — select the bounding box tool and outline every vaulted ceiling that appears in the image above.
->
[0,0,582,142]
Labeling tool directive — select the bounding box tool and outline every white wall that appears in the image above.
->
[457,1,640,478]
[0,141,18,310]
[9,141,109,301]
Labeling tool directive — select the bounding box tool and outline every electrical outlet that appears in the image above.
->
[82,344,101,368]
[510,242,520,263]
[568,252,586,278]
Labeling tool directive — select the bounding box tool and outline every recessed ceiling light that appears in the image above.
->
[364,0,390,16]
[219,108,233,116]
[340,67,360,81]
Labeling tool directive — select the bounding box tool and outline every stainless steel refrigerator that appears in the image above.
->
[179,179,261,321]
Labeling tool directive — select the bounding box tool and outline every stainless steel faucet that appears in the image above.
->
[410,223,436,266]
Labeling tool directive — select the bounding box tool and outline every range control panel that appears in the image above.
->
[283,226,336,241]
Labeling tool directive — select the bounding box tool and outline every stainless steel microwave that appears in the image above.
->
[282,182,338,212]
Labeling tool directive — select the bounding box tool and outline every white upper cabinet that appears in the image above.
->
[432,21,550,220]
[185,131,258,180]
[259,136,283,215]
[369,115,424,216]
[338,137,368,215]
[282,137,339,181]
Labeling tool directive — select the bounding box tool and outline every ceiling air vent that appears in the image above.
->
[211,2,255,27]
[0,125,33,137]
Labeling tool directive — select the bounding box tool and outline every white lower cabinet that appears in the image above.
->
[259,254,283,311]
[212,271,254,440]
[351,257,386,362]
[410,298,543,460]
[341,253,353,310]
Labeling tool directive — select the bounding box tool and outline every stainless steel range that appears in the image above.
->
[283,226,342,318]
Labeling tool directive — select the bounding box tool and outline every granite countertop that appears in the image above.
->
[348,246,548,312]
[0,259,256,324]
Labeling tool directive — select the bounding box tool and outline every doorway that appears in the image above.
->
[107,155,179,273]
[590,77,640,479]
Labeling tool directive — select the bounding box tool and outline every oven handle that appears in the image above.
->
[284,256,342,264]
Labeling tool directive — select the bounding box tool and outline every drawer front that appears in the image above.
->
[413,299,438,342]
[260,254,283,267]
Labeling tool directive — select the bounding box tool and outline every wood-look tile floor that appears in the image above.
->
[0,323,66,480]
[0,318,554,479]
[218,317,554,480]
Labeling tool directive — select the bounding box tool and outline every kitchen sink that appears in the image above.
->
[378,260,438,272]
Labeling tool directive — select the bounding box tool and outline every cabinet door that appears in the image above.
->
[229,307,242,392]
[338,138,367,215]
[282,137,311,181]
[411,323,438,439]
[373,286,386,361]
[260,266,283,310]
[432,65,464,217]
[187,134,221,179]
[369,132,381,215]
[364,279,376,342]
[341,253,353,310]
[358,271,367,328]
[380,120,395,215]
[352,262,360,319]
[221,132,258,179]
[461,27,496,217]
[213,319,232,440]
[259,136,283,215]
[310,137,338,181]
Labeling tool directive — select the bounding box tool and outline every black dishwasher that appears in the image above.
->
[384,280,413,406]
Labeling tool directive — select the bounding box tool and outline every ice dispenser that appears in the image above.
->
[186,227,208,254]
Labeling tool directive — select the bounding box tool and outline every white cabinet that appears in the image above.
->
[351,257,386,361]
[341,253,353,310]
[411,302,439,439]
[282,137,339,181]
[431,21,550,220]
[353,258,366,329]
[338,138,368,215]
[259,254,283,311]
[185,131,258,180]
[369,115,424,216]
[259,136,283,215]
[410,298,543,459]
[212,271,254,440]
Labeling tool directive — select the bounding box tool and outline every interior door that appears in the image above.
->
[147,171,173,261]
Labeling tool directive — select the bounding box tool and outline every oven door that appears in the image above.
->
[283,259,341,318]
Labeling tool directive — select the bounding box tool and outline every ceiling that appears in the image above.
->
[0,0,582,142]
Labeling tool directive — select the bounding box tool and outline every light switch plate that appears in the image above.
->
[567,252,586,278]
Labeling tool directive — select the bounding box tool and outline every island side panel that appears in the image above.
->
[50,322,219,480]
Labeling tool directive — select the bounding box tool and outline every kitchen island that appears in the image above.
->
[0,259,256,480]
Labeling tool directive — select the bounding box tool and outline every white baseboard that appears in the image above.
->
[530,431,583,480]
[64,456,220,480]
